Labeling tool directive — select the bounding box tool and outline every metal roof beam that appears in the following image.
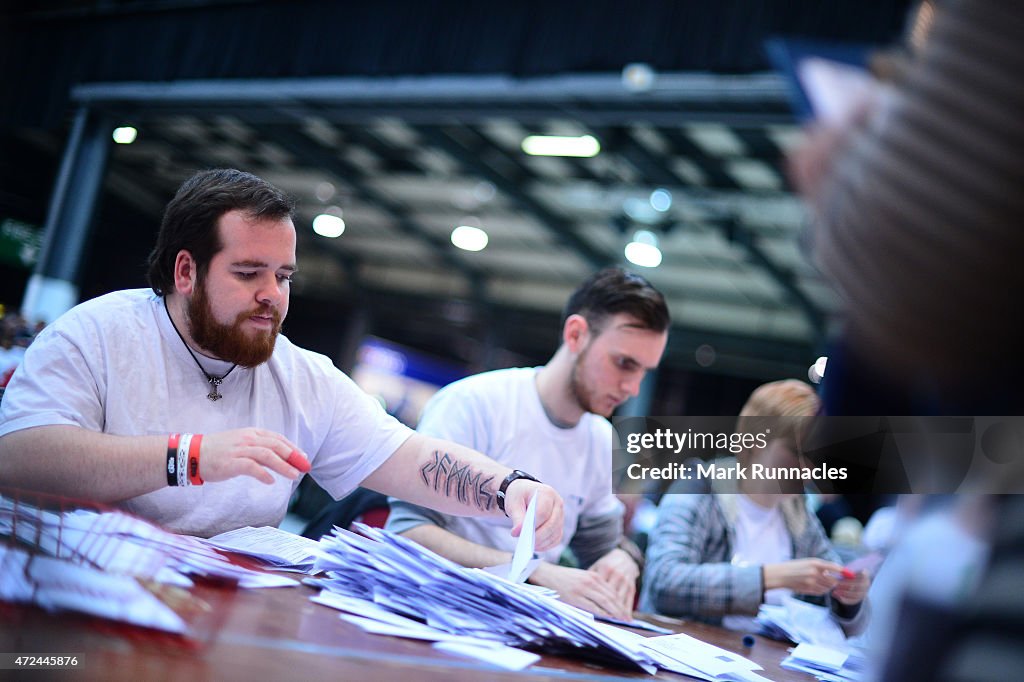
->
[252,122,486,289]
[419,125,612,271]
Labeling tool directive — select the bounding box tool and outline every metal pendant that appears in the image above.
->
[207,376,223,402]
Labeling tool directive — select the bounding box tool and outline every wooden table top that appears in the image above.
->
[1,571,817,682]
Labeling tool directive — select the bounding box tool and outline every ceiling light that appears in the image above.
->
[650,188,672,212]
[473,181,497,203]
[624,230,662,268]
[112,127,137,144]
[695,344,716,368]
[622,63,656,92]
[451,225,488,252]
[313,214,345,238]
[315,181,336,202]
[521,135,600,158]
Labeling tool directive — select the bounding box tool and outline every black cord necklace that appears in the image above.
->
[165,301,237,402]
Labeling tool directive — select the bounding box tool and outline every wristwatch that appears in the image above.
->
[496,469,541,516]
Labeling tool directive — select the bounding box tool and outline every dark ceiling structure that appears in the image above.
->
[0,0,914,413]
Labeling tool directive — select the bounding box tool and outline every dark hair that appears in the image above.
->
[562,267,670,334]
[146,168,296,295]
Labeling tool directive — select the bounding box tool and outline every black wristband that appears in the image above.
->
[166,434,179,487]
[496,469,541,516]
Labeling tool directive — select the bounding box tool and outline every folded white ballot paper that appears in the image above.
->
[641,632,772,682]
[482,491,542,584]
[781,641,867,681]
[507,490,538,580]
[786,642,849,671]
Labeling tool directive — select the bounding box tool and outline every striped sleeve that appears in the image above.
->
[639,494,762,619]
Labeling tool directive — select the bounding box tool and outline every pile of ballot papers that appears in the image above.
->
[756,597,869,681]
[781,642,869,681]
[313,522,654,671]
[202,525,322,573]
[0,495,297,633]
[757,596,848,648]
[311,522,774,679]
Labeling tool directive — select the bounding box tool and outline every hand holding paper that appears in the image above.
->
[505,479,564,552]
[507,491,538,583]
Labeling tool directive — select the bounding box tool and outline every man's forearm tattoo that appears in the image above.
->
[420,450,495,511]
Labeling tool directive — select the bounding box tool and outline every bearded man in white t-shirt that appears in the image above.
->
[0,169,564,545]
[387,268,669,620]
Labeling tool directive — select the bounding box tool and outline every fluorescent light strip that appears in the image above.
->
[521,135,600,158]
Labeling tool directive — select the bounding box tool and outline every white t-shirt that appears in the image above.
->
[0,289,412,537]
[403,367,622,564]
[722,494,793,631]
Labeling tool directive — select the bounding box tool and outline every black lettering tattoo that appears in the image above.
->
[446,461,469,499]
[418,450,495,512]
[420,451,438,486]
[475,475,494,511]
[420,450,451,491]
[434,452,452,490]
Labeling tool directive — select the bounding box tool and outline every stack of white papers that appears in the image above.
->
[0,494,299,631]
[640,632,772,682]
[311,522,659,673]
[0,544,186,633]
[781,642,869,681]
[307,493,775,676]
[203,526,321,574]
[55,507,298,588]
[757,596,847,648]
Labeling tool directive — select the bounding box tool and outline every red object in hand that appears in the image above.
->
[840,568,857,580]
[286,450,311,473]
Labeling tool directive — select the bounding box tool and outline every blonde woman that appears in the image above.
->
[639,380,869,635]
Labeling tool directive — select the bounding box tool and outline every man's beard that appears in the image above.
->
[187,280,282,368]
[570,343,604,417]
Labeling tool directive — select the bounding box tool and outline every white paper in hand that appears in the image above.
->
[507,490,538,583]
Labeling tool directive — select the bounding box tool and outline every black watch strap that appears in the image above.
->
[496,469,540,516]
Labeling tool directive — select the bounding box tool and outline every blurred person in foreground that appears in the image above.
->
[790,2,1023,677]
[789,0,1024,414]
[640,380,869,635]
[0,168,564,546]
[387,268,669,620]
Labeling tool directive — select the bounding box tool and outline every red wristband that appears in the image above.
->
[187,433,204,485]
